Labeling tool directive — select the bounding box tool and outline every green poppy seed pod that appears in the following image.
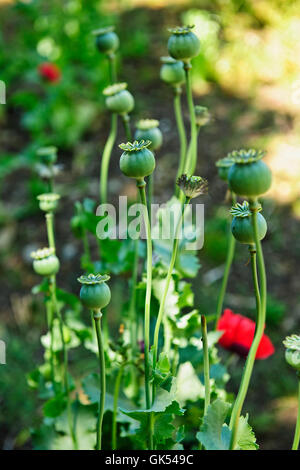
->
[230,201,267,244]
[134,119,163,151]
[283,335,300,371]
[216,156,235,182]
[31,248,60,277]
[168,26,200,62]
[227,149,272,197]
[37,146,57,165]
[103,83,134,115]
[37,193,60,212]
[160,56,185,86]
[93,26,119,55]
[78,273,111,311]
[119,140,155,179]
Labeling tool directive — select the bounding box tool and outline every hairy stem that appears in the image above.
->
[174,87,187,196]
[137,178,153,449]
[292,374,300,450]
[100,113,118,204]
[201,315,211,415]
[229,199,267,449]
[93,311,106,451]
[215,192,237,328]
[112,365,124,450]
[152,197,190,402]
[183,63,197,175]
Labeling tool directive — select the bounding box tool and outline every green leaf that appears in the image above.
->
[157,352,170,375]
[197,400,258,450]
[43,395,67,418]
[196,399,231,450]
[120,378,184,448]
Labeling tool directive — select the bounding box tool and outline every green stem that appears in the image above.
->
[147,173,154,223]
[121,113,132,141]
[46,212,55,250]
[201,315,210,415]
[152,197,190,402]
[93,311,106,451]
[50,275,77,449]
[292,374,300,450]
[136,178,153,449]
[46,298,56,391]
[112,365,124,450]
[215,192,237,328]
[183,62,197,175]
[174,87,187,196]
[107,52,117,84]
[229,199,267,450]
[100,113,118,204]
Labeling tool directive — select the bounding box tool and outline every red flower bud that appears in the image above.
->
[38,62,61,83]
[217,309,274,359]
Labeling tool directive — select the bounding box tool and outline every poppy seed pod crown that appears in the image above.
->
[78,273,111,311]
[31,247,60,277]
[227,149,272,197]
[230,201,267,244]
[134,119,163,151]
[37,193,60,212]
[168,25,200,62]
[103,82,134,115]
[177,174,208,199]
[119,140,156,179]
[92,26,119,55]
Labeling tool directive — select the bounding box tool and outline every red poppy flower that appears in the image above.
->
[38,62,61,83]
[217,308,275,359]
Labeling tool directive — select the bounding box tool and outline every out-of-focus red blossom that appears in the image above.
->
[217,308,275,359]
[38,63,61,83]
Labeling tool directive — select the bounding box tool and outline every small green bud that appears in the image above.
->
[31,247,60,277]
[160,56,185,86]
[119,140,155,179]
[283,335,300,371]
[177,174,208,199]
[134,119,163,151]
[103,82,134,115]
[230,201,267,244]
[195,106,211,127]
[168,25,200,62]
[215,156,235,182]
[37,146,57,165]
[92,26,119,55]
[78,273,111,311]
[37,193,60,212]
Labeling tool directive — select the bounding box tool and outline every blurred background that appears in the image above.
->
[1,0,300,450]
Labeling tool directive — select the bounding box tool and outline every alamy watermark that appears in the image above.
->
[95,197,205,250]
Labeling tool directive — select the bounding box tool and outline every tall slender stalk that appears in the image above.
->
[46,212,55,251]
[152,197,190,402]
[45,298,56,391]
[136,178,153,449]
[93,310,106,451]
[215,192,237,328]
[201,315,210,415]
[100,113,118,204]
[174,86,187,196]
[112,365,124,450]
[121,113,132,141]
[107,53,117,84]
[183,62,197,175]
[50,275,77,449]
[292,374,300,450]
[229,198,267,449]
